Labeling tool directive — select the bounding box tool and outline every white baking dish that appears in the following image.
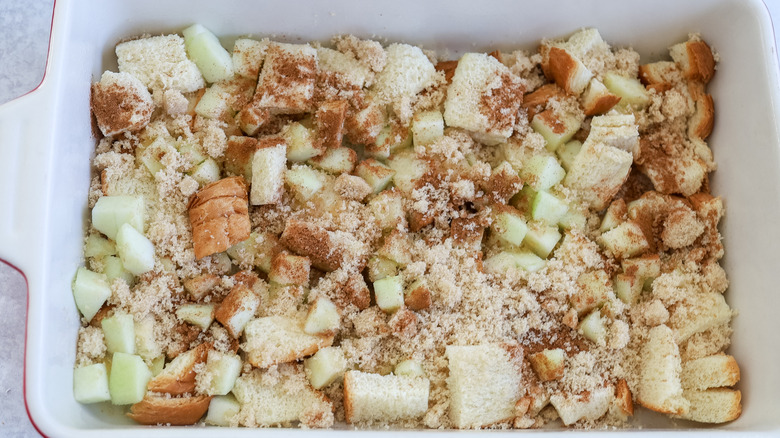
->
[1,0,779,435]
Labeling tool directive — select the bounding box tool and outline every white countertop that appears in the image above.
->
[1,1,779,436]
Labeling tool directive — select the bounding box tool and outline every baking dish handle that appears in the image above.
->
[0,88,53,276]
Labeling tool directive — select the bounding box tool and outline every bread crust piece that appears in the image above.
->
[315,100,348,150]
[675,389,741,423]
[615,379,634,416]
[673,40,716,84]
[544,47,592,95]
[637,325,689,415]
[688,94,714,140]
[214,283,261,338]
[280,219,362,271]
[128,394,212,425]
[188,176,251,259]
[147,343,211,395]
[681,354,740,390]
[242,315,335,368]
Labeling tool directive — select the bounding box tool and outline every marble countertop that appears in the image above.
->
[1,1,779,436]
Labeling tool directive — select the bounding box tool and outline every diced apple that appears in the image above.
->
[571,270,610,315]
[102,255,134,286]
[189,157,221,186]
[614,272,642,305]
[377,230,413,267]
[356,159,395,194]
[621,254,661,286]
[599,198,627,233]
[412,110,444,147]
[374,275,404,314]
[558,209,587,231]
[374,122,412,159]
[134,315,162,361]
[532,190,569,225]
[285,164,325,201]
[304,296,341,335]
[578,310,607,346]
[109,352,152,405]
[521,155,566,191]
[182,24,234,83]
[195,84,232,119]
[531,109,582,152]
[528,348,565,382]
[269,252,311,286]
[205,350,242,395]
[138,137,176,177]
[388,150,429,194]
[598,221,649,259]
[524,222,562,259]
[178,140,208,169]
[512,250,547,272]
[102,312,136,355]
[116,223,155,276]
[308,147,357,175]
[556,140,582,172]
[73,363,111,404]
[603,72,650,108]
[85,234,116,258]
[368,256,398,282]
[72,267,112,322]
[483,250,546,274]
[368,189,407,231]
[283,122,321,162]
[304,346,347,390]
[91,195,145,240]
[176,304,216,331]
[491,209,528,246]
[205,394,241,426]
[395,359,426,378]
[150,355,166,376]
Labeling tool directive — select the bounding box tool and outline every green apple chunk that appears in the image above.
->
[178,140,207,169]
[285,164,325,201]
[176,304,215,331]
[528,348,565,382]
[284,122,321,162]
[388,150,429,194]
[72,267,112,322]
[205,350,243,395]
[491,210,528,246]
[308,147,357,175]
[356,159,395,194]
[578,309,607,346]
[205,394,241,426]
[102,255,134,286]
[182,24,234,83]
[521,155,566,191]
[614,272,642,304]
[195,84,232,119]
[367,256,398,282]
[304,296,341,335]
[621,254,661,287]
[395,359,425,378]
[598,220,649,259]
[102,312,136,355]
[374,123,412,158]
[483,250,546,274]
[524,222,562,259]
[73,363,111,404]
[532,190,569,225]
[150,355,166,377]
[91,195,145,240]
[571,270,610,315]
[558,209,587,231]
[374,275,404,314]
[412,110,444,147]
[531,111,581,152]
[304,346,347,390]
[189,157,221,186]
[512,250,547,272]
[109,352,152,405]
[116,223,155,276]
[603,72,650,108]
[134,315,162,361]
[556,140,582,172]
[599,199,627,233]
[84,234,116,258]
[483,252,517,274]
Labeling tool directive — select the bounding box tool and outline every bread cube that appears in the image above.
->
[637,325,689,415]
[542,46,593,95]
[445,344,522,428]
[486,161,523,204]
[224,136,258,180]
[269,252,311,286]
[688,94,714,140]
[253,42,317,114]
[304,296,340,336]
[405,279,432,311]
[214,284,261,338]
[377,230,413,266]
[91,71,154,137]
[522,83,567,120]
[128,394,212,425]
[343,370,429,423]
[242,315,334,368]
[315,100,348,150]
[638,61,680,92]
[334,173,372,201]
[344,101,386,146]
[588,113,639,154]
[581,78,621,116]
[183,273,219,301]
[236,106,271,136]
[444,53,525,144]
[280,219,354,272]
[450,216,486,249]
[147,343,210,396]
[317,47,371,88]
[640,153,707,197]
[598,220,650,259]
[675,389,741,423]
[250,137,287,205]
[681,354,740,391]
[371,43,437,105]
[528,348,565,382]
[116,34,204,93]
[550,385,614,426]
[176,303,215,331]
[571,270,610,315]
[368,189,407,231]
[344,274,371,310]
[670,292,732,343]
[530,109,582,152]
[304,346,347,390]
[614,379,634,417]
[308,146,357,174]
[564,141,632,210]
[188,177,252,260]
[232,38,268,79]
[669,39,716,83]
[355,159,395,194]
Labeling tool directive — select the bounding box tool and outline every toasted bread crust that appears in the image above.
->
[147,343,211,395]
[188,176,251,260]
[128,395,212,425]
[343,370,356,423]
[689,94,714,140]
[215,284,259,338]
[584,93,621,116]
[280,219,344,271]
[615,379,634,416]
[686,41,716,84]
[523,84,566,120]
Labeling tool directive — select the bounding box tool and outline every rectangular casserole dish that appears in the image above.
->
[1,0,779,435]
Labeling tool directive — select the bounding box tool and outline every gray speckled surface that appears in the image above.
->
[0,1,779,436]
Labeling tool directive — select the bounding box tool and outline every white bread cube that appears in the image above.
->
[147,343,210,396]
[638,61,680,92]
[343,370,429,423]
[371,43,436,105]
[334,173,372,201]
[528,348,565,382]
[175,303,215,331]
[444,53,524,144]
[269,252,311,286]
[317,47,371,89]
[183,273,219,301]
[116,34,204,93]
[670,293,732,343]
[587,114,639,155]
[250,137,287,205]
[571,270,610,315]
[314,100,348,150]
[368,189,407,231]
[254,43,317,114]
[681,354,740,390]
[542,46,593,95]
[304,346,346,390]
[231,365,334,428]
[669,39,716,84]
[640,154,707,197]
[242,315,334,368]
[565,28,608,59]
[214,284,261,338]
[308,146,357,175]
[91,71,154,137]
[598,220,650,259]
[550,385,614,426]
[564,141,633,210]
[637,325,689,415]
[445,344,522,428]
[232,38,268,79]
[675,389,741,423]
